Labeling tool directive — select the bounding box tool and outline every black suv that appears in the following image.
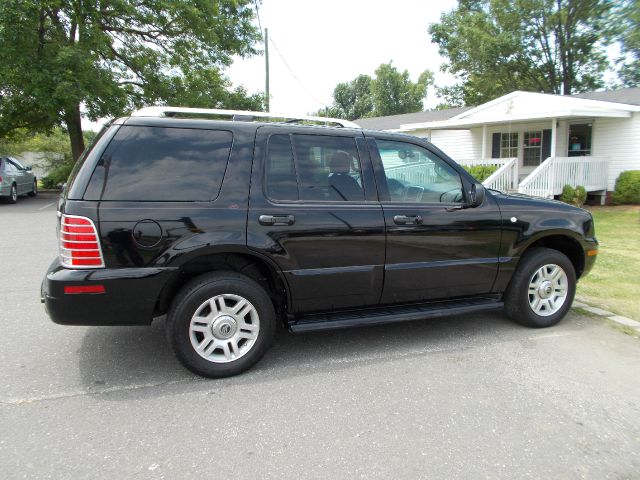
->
[42,108,598,377]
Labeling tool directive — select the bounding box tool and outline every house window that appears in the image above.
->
[568,123,592,157]
[523,131,543,166]
[500,132,518,158]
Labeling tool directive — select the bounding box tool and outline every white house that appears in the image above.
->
[356,88,640,201]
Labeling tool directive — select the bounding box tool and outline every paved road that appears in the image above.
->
[1,193,640,480]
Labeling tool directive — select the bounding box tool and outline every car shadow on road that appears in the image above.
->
[76,310,589,402]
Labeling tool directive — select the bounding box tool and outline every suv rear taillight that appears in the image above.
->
[59,214,105,268]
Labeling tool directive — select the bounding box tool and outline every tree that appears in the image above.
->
[429,0,611,106]
[371,63,434,117]
[323,62,433,120]
[0,0,263,161]
[612,0,640,86]
[326,75,374,120]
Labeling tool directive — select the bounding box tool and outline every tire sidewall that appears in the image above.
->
[506,248,576,328]
[167,272,276,378]
[9,184,17,203]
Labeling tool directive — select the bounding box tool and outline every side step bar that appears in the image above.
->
[289,297,504,333]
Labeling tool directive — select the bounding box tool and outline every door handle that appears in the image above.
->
[393,215,423,225]
[259,214,296,226]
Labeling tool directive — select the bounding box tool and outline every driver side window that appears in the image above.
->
[376,140,464,203]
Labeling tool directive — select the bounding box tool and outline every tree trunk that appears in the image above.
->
[64,104,85,162]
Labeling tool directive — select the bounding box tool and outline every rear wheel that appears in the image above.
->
[166,271,276,378]
[505,247,576,328]
[7,184,17,204]
[28,179,37,197]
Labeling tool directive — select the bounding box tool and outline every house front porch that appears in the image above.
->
[394,91,640,200]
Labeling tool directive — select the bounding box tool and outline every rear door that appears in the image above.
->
[81,122,253,269]
[247,126,386,313]
[367,135,502,304]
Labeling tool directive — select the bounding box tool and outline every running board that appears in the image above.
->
[289,298,504,333]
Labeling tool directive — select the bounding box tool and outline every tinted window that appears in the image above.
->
[265,134,364,202]
[85,126,232,201]
[376,140,464,203]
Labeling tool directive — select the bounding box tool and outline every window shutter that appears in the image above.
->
[542,129,552,161]
[491,133,501,158]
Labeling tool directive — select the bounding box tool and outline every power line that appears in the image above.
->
[268,34,330,110]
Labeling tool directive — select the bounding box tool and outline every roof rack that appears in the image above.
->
[131,106,361,129]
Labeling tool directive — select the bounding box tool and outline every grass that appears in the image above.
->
[576,205,640,320]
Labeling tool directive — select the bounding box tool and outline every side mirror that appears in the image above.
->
[25,166,32,172]
[469,183,485,207]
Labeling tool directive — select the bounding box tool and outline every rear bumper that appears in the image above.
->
[42,258,178,326]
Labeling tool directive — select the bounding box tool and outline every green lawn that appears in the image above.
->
[577,205,640,320]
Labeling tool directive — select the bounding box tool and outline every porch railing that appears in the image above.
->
[482,158,518,192]
[456,158,509,168]
[518,156,609,198]
[384,162,439,186]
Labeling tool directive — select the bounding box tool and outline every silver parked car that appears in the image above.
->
[0,157,37,203]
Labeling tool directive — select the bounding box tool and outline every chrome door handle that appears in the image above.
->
[393,215,423,225]
[259,214,296,226]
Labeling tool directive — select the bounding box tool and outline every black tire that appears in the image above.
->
[166,271,276,378]
[28,179,37,197]
[505,247,576,328]
[7,184,17,204]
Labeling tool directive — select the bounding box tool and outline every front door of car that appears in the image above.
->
[7,159,27,194]
[247,127,386,313]
[367,135,503,304]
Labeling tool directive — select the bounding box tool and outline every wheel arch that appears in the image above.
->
[154,250,290,325]
[521,233,585,279]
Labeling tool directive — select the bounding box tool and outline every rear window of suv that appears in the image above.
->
[84,126,233,202]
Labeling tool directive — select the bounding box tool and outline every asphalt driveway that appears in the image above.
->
[1,193,639,479]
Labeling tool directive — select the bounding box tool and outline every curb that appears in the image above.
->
[572,299,640,335]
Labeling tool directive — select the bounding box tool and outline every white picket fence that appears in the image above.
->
[518,156,609,198]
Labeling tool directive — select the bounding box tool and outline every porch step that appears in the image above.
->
[289,297,503,333]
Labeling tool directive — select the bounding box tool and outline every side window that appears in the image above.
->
[4,161,17,173]
[10,158,25,170]
[84,126,233,201]
[265,134,364,202]
[376,140,464,204]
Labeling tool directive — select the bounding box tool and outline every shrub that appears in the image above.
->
[462,165,498,182]
[41,162,74,189]
[560,184,587,207]
[612,170,640,204]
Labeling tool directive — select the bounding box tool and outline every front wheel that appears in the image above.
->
[166,271,276,378]
[28,179,37,197]
[505,247,576,328]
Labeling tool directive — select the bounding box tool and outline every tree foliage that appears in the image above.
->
[0,0,263,160]
[612,0,640,86]
[429,0,611,107]
[323,62,433,120]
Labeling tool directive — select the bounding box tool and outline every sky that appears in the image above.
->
[226,0,459,115]
[82,0,458,130]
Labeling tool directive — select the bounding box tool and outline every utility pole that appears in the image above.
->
[264,27,270,112]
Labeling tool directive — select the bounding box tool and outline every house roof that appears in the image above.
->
[571,87,640,106]
[354,107,472,130]
[398,90,640,132]
[354,88,640,132]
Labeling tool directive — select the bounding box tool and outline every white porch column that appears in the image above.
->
[481,124,487,160]
[550,118,557,159]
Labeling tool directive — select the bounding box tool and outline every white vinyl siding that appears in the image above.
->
[592,113,640,190]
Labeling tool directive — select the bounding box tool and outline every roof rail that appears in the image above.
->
[131,106,361,129]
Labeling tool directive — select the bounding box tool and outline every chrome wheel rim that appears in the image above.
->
[189,294,260,363]
[528,264,568,317]
[11,186,16,202]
